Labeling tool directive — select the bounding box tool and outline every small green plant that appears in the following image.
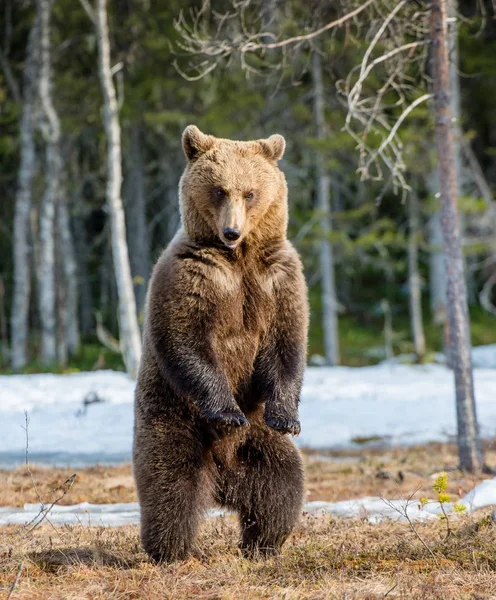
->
[420,472,466,539]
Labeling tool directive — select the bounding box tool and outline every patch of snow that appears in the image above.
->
[381,344,496,369]
[1,478,495,527]
[1,356,496,467]
[472,344,496,369]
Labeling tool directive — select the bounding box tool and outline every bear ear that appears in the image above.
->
[182,125,215,161]
[258,134,286,163]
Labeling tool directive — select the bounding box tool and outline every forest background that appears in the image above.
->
[1,0,495,375]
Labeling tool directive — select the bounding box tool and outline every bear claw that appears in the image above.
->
[205,409,249,428]
[264,415,301,435]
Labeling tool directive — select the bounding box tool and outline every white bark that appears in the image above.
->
[95,0,141,378]
[11,13,39,371]
[408,194,426,360]
[36,0,60,365]
[312,52,340,366]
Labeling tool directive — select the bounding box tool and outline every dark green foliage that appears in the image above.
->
[1,0,496,371]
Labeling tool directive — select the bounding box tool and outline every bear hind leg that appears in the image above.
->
[218,429,304,557]
[134,422,212,563]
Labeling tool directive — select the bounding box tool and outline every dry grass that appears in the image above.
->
[1,442,496,599]
[2,441,495,508]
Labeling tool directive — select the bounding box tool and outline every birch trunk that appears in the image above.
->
[11,13,39,371]
[312,51,340,366]
[430,0,483,473]
[36,0,60,365]
[408,194,426,361]
[96,0,141,378]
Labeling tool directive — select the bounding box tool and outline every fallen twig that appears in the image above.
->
[6,561,24,600]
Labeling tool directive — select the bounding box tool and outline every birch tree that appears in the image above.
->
[82,0,142,377]
[10,12,39,371]
[36,0,60,366]
[312,51,340,366]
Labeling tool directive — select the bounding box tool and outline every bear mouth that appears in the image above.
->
[219,236,240,250]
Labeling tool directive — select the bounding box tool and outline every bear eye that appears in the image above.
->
[245,191,255,201]
[214,188,226,199]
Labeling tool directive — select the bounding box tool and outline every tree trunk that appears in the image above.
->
[58,194,80,355]
[312,51,340,366]
[36,0,60,366]
[125,125,150,319]
[408,194,426,361]
[11,12,39,371]
[430,0,483,473]
[95,0,141,378]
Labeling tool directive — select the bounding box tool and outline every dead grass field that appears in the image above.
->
[1,442,496,599]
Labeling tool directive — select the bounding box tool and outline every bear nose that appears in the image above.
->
[223,228,241,241]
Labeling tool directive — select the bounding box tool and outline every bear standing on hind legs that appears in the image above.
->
[133,125,309,563]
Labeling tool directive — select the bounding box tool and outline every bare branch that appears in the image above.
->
[363,93,432,171]
[243,0,377,51]
[174,0,378,79]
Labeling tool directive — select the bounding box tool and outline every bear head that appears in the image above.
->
[179,125,288,250]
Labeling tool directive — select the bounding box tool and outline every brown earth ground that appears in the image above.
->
[1,442,496,599]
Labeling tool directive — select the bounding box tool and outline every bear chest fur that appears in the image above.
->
[208,259,276,393]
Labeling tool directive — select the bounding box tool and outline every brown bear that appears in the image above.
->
[133,125,309,563]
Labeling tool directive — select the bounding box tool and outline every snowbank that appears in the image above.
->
[1,359,496,467]
[1,478,495,527]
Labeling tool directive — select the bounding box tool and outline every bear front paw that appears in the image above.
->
[264,413,301,435]
[204,408,249,428]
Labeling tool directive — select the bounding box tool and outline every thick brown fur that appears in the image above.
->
[133,125,309,563]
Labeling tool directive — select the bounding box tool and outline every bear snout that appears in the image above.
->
[223,228,241,242]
